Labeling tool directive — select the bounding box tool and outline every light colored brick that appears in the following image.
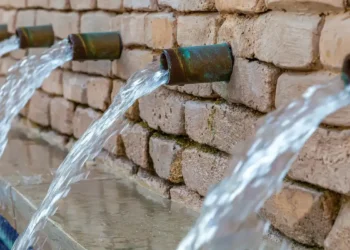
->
[111,15,122,31]
[177,14,219,46]
[121,123,153,170]
[185,101,261,154]
[50,97,75,135]
[10,50,26,60]
[49,0,69,9]
[20,101,30,117]
[9,0,26,7]
[261,181,340,246]
[73,107,102,139]
[35,10,51,26]
[112,49,154,79]
[97,0,122,10]
[63,72,88,104]
[111,79,124,100]
[149,134,185,183]
[70,0,96,9]
[213,58,280,113]
[167,83,218,98]
[28,0,49,7]
[0,10,16,33]
[135,169,171,198]
[87,77,111,111]
[320,13,350,70]
[28,90,51,126]
[72,61,112,77]
[254,12,321,69]
[159,0,215,11]
[16,10,36,28]
[103,132,125,156]
[124,0,157,10]
[42,69,63,95]
[289,127,350,194]
[51,12,80,39]
[81,11,115,32]
[139,87,191,135]
[0,57,16,75]
[96,154,138,177]
[170,186,203,212]
[215,0,266,13]
[0,0,9,7]
[120,14,147,46]
[217,15,256,58]
[182,146,230,196]
[276,71,350,127]
[266,0,344,12]
[145,13,176,49]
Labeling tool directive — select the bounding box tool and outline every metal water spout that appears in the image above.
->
[68,32,122,61]
[0,25,10,42]
[160,43,234,86]
[16,25,55,49]
[342,54,350,85]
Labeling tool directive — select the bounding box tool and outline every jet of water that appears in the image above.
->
[177,76,350,250]
[0,36,19,58]
[13,62,169,250]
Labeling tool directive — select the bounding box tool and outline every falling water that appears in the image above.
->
[177,76,350,250]
[13,62,169,250]
[0,36,19,58]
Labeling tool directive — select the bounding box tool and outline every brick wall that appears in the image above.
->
[4,0,350,249]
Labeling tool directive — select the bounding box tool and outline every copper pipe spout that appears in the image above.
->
[16,25,55,49]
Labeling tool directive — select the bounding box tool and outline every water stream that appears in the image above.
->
[177,76,350,250]
[0,36,19,58]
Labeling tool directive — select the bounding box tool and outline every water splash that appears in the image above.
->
[177,76,350,250]
[0,36,19,58]
[13,62,169,250]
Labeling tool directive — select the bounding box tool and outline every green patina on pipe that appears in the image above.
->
[16,25,55,49]
[160,43,234,86]
[0,25,10,42]
[68,32,123,61]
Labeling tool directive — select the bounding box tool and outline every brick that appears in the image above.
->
[325,198,350,250]
[42,69,63,95]
[35,10,51,26]
[9,0,26,7]
[50,97,75,135]
[139,87,191,135]
[254,12,321,69]
[81,11,115,32]
[182,146,230,196]
[49,0,70,9]
[213,58,280,113]
[158,0,215,11]
[120,14,147,46]
[16,10,36,28]
[111,15,122,31]
[20,101,30,117]
[73,107,102,139]
[72,61,112,77]
[275,71,350,127]
[70,0,96,9]
[28,90,51,126]
[320,13,350,70]
[0,57,16,75]
[124,0,157,11]
[87,77,111,111]
[170,186,203,212]
[145,13,176,49]
[51,12,80,39]
[10,50,26,60]
[0,10,16,33]
[149,135,185,183]
[185,101,261,154]
[177,14,219,46]
[112,49,154,79]
[135,169,171,198]
[63,72,88,104]
[216,0,266,13]
[103,132,125,156]
[289,127,350,194]
[97,154,138,177]
[266,0,344,12]
[111,79,124,100]
[97,0,123,10]
[261,181,340,246]
[28,0,49,7]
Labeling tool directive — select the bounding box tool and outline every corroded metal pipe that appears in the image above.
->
[16,25,55,49]
[342,54,350,85]
[0,25,10,41]
[160,43,234,86]
[68,32,123,61]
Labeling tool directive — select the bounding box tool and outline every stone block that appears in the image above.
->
[266,0,344,12]
[170,186,203,212]
[135,169,171,198]
[50,97,75,135]
[0,10,16,33]
[28,90,51,126]
[123,0,157,10]
[182,146,230,196]
[49,0,69,9]
[72,61,112,77]
[215,0,266,13]
[9,0,26,7]
[166,83,218,98]
[73,107,102,139]
[145,13,176,49]
[87,77,112,111]
[81,11,115,32]
[42,69,63,95]
[63,71,88,104]
[139,87,191,135]
[16,10,36,27]
[20,101,30,117]
[35,10,51,26]
[27,0,49,7]
[149,134,185,183]
[10,50,26,60]
[70,0,96,9]
[177,14,219,46]
[254,11,321,69]
[213,58,280,113]
[159,0,215,11]
[97,0,123,10]
[0,57,16,75]
[50,12,80,39]
[261,181,340,246]
[185,101,261,154]
[103,132,125,156]
[120,14,147,46]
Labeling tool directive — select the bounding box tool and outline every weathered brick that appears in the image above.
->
[97,0,123,10]
[73,107,102,139]
[87,77,111,111]
[27,0,49,7]
[182,147,230,196]
[276,71,350,127]
[149,135,184,183]
[320,13,350,70]
[20,101,30,117]
[35,10,51,26]
[49,0,69,9]
[170,186,203,212]
[72,61,112,77]
[254,12,321,69]
[96,154,138,177]
[185,101,261,154]
[103,132,125,156]
[70,0,96,9]
[9,0,26,7]
[50,97,75,135]
[177,14,219,46]
[266,0,344,12]
[42,69,63,95]
[0,10,16,33]
[10,50,26,60]
[216,0,266,13]
[112,49,154,79]
[121,123,153,170]
[81,11,115,32]
[135,169,171,198]
[0,57,16,75]
[261,181,340,246]
[124,0,157,11]
[139,87,191,135]
[289,127,350,194]
[63,72,88,104]
[166,83,218,98]
[159,0,215,11]
[213,58,280,113]
[120,14,147,46]
[145,13,175,49]
[28,90,51,126]
[51,12,80,39]
[16,10,36,28]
